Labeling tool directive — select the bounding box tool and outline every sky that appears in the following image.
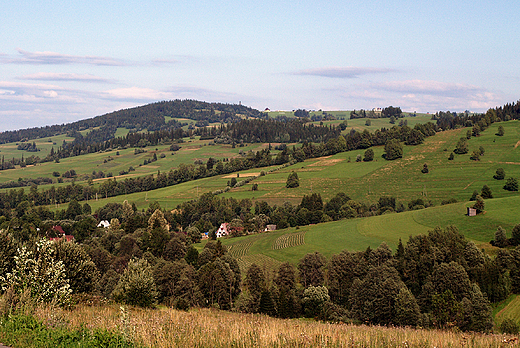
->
[1,0,519,131]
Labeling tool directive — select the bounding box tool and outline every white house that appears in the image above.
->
[97,220,110,229]
[216,223,229,238]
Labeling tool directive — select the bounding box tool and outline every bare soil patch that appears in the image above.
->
[222,172,260,179]
[308,158,344,167]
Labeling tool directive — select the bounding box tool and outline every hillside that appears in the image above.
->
[0,99,262,144]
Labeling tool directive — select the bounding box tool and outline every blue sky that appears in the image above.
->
[0,0,519,131]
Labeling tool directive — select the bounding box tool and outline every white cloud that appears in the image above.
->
[0,49,128,66]
[18,72,112,83]
[292,66,394,78]
[102,87,171,101]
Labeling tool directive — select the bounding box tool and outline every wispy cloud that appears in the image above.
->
[18,72,112,83]
[291,66,394,78]
[0,48,127,66]
[331,79,502,112]
[151,58,178,66]
[102,87,172,101]
[374,80,482,98]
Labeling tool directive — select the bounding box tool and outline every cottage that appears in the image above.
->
[97,220,110,228]
[50,235,75,242]
[216,223,229,238]
[264,224,277,232]
[467,207,477,216]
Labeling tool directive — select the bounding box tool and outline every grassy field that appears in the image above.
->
[0,138,276,188]
[214,194,519,274]
[15,303,514,348]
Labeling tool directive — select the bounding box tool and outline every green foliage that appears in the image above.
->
[0,239,71,307]
[350,264,408,325]
[285,171,299,188]
[504,177,519,191]
[494,167,506,180]
[384,139,403,160]
[298,252,326,288]
[472,195,485,214]
[500,317,519,334]
[112,258,157,308]
[54,240,99,294]
[497,125,505,136]
[469,150,480,161]
[495,226,508,248]
[302,285,330,318]
[363,148,374,162]
[480,185,493,199]
[454,137,469,154]
[0,314,136,348]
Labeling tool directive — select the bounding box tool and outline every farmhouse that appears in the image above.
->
[216,223,229,238]
[467,207,477,216]
[264,224,277,232]
[97,220,110,228]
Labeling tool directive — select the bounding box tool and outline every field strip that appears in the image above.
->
[227,240,255,258]
[237,254,282,273]
[272,230,306,250]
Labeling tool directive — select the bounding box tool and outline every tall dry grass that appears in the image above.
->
[34,304,518,348]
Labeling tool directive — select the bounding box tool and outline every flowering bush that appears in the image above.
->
[0,239,71,307]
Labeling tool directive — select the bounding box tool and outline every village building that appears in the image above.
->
[216,223,229,238]
[97,220,111,228]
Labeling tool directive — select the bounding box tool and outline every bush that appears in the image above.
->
[0,239,72,307]
[112,258,157,307]
[384,139,403,160]
[504,177,519,191]
[286,172,299,188]
[363,149,374,162]
[302,286,330,318]
[469,150,480,161]
[494,168,505,180]
[500,317,519,334]
[421,163,429,173]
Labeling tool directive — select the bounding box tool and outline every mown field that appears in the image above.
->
[216,194,520,274]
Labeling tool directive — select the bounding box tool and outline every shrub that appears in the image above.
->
[384,139,403,160]
[363,148,374,162]
[112,258,157,308]
[494,168,505,180]
[286,172,299,188]
[469,150,480,161]
[421,163,429,173]
[500,317,519,334]
[0,239,72,307]
[454,137,468,154]
[504,177,519,191]
[302,286,330,318]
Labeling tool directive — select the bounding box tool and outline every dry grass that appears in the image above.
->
[33,304,519,348]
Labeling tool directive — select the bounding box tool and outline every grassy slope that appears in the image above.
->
[219,194,519,272]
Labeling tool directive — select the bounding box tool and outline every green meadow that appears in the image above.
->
[216,193,520,275]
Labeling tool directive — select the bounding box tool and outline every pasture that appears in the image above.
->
[215,194,519,274]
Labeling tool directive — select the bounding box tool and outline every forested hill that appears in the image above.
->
[0,100,263,144]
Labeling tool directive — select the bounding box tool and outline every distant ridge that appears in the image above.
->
[0,99,262,144]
